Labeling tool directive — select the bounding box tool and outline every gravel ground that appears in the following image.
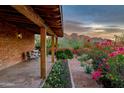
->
[68,57,100,88]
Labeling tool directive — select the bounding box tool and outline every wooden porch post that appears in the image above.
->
[51,35,55,63]
[40,27,46,79]
[55,37,58,49]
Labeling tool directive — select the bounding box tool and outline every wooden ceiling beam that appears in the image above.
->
[50,25,61,27]
[0,12,32,22]
[0,12,61,24]
[50,24,61,26]
[39,12,60,16]
[0,9,19,14]
[33,7,59,13]
[0,9,61,19]
[4,17,34,24]
[50,26,61,28]
[46,20,61,23]
[43,18,61,22]
[11,5,56,36]
[53,8,59,12]
[33,5,58,9]
[46,23,61,26]
[40,15,61,18]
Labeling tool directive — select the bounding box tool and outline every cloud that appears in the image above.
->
[64,20,83,25]
[105,25,120,28]
[64,20,92,34]
[64,20,124,34]
[64,20,124,40]
[93,27,124,33]
[63,6,124,39]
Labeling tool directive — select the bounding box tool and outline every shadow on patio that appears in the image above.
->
[0,56,52,88]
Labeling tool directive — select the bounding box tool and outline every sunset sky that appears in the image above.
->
[63,5,124,39]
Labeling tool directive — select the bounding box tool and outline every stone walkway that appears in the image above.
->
[69,57,100,88]
[0,56,52,88]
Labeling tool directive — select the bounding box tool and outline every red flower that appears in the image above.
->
[87,39,91,42]
[114,47,124,54]
[102,58,107,62]
[115,47,124,51]
[92,70,102,80]
[106,64,110,69]
[97,68,102,71]
[108,51,119,57]
[98,63,103,67]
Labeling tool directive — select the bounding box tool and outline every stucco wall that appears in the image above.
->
[0,21,35,70]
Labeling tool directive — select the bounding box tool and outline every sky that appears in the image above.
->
[63,5,124,39]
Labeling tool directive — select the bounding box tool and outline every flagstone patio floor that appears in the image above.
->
[0,56,52,88]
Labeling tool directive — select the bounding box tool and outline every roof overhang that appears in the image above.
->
[0,5,63,37]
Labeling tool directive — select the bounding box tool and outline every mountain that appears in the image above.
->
[63,33,106,43]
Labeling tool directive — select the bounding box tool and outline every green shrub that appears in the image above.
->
[58,38,71,48]
[47,38,52,48]
[64,49,73,59]
[76,48,85,56]
[84,65,92,74]
[111,79,124,88]
[99,76,124,88]
[78,54,90,62]
[78,54,93,74]
[78,54,90,66]
[108,54,124,75]
[87,49,108,70]
[58,38,83,49]
[55,50,67,60]
[69,40,82,50]
[55,49,74,60]
[35,35,40,50]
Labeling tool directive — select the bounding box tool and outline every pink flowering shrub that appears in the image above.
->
[92,70,102,80]
[83,37,124,87]
[108,47,124,58]
[108,51,119,57]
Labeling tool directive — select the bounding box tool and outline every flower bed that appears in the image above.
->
[77,37,124,88]
[43,60,72,88]
[91,41,124,87]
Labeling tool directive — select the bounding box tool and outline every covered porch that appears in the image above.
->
[0,5,63,87]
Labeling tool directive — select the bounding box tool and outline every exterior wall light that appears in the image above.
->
[17,32,22,39]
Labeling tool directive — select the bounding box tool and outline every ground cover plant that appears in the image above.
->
[43,60,72,88]
[43,48,73,88]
